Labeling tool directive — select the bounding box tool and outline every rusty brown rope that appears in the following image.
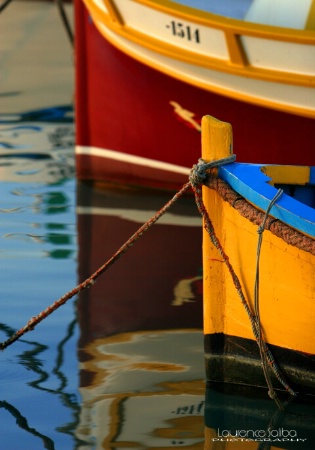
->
[207,177,315,256]
[0,182,192,350]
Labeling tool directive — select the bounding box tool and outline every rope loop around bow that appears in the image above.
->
[189,155,236,186]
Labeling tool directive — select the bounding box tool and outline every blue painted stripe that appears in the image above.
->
[218,163,315,238]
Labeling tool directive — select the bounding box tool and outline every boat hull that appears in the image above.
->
[75,0,315,190]
[200,117,315,397]
[205,334,315,396]
[203,187,315,395]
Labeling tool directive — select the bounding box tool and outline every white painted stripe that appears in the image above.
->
[76,145,191,175]
[77,206,201,227]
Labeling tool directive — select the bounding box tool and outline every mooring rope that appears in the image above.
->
[257,394,295,450]
[0,156,301,405]
[0,0,74,47]
[189,156,236,184]
[0,0,13,13]
[189,161,296,402]
[55,0,74,47]
[0,182,191,350]
[254,189,287,409]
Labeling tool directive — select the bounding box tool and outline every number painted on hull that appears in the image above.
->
[166,20,200,43]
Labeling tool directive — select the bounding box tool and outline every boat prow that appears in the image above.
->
[200,115,315,397]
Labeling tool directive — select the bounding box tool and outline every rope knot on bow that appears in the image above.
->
[189,155,236,186]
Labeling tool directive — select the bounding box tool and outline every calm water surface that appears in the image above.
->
[0,108,314,450]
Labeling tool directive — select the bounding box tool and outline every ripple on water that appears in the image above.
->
[0,358,36,386]
[0,331,48,388]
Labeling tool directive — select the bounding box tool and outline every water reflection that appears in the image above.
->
[0,106,74,184]
[77,331,205,448]
[0,108,79,449]
[0,320,79,449]
[0,401,55,450]
[76,181,204,448]
[0,108,314,449]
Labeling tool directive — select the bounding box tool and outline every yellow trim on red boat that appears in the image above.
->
[102,0,124,25]
[82,0,315,118]
[85,0,315,86]
[138,0,315,41]
[91,17,315,119]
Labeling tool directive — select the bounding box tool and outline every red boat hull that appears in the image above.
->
[75,0,314,190]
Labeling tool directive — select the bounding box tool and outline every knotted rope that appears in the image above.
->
[189,156,236,185]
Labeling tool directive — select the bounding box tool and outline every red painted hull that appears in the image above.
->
[75,0,314,190]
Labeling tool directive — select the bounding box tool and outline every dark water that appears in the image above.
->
[0,107,314,450]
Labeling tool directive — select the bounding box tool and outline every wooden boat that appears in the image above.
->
[75,0,315,190]
[200,115,315,398]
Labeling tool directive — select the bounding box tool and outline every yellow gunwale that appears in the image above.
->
[85,0,315,89]
[137,0,315,41]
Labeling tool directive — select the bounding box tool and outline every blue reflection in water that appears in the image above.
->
[0,107,81,449]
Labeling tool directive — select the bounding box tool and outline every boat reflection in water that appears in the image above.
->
[77,330,205,448]
[76,182,205,447]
